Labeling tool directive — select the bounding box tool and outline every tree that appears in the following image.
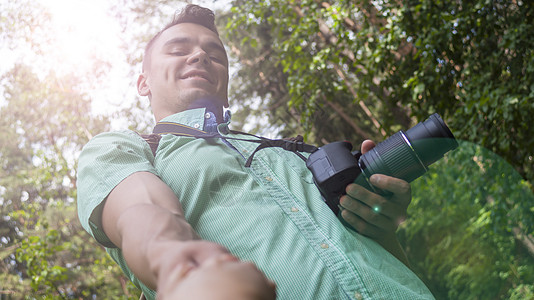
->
[223,0,533,183]
[223,0,534,298]
[405,141,534,299]
[0,64,140,299]
[1,0,141,297]
[4,0,531,298]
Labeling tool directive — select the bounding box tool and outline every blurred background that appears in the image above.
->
[0,0,532,298]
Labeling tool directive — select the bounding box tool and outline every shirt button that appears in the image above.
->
[354,292,363,300]
[205,113,211,119]
[290,207,299,212]
[320,243,329,249]
[265,176,273,182]
[193,123,200,129]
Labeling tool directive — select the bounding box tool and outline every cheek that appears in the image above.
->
[218,71,229,91]
[150,60,178,82]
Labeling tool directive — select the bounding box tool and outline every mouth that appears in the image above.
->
[181,71,214,84]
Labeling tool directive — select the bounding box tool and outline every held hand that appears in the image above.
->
[151,240,233,298]
[158,253,277,300]
[339,140,412,243]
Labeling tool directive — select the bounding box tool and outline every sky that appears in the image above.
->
[42,0,130,116]
[2,0,233,126]
[2,0,275,135]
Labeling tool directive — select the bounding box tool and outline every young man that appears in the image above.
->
[77,4,434,299]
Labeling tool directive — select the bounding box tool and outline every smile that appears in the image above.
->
[184,75,210,81]
[181,71,213,83]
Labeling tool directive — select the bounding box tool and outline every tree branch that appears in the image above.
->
[322,95,371,140]
[513,227,534,259]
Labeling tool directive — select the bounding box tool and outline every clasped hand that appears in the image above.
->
[155,241,276,300]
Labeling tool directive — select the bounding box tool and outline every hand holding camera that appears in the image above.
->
[306,113,458,243]
[339,140,412,241]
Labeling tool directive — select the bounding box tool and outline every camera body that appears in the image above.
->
[306,113,458,214]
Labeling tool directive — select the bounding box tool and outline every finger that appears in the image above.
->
[177,241,231,267]
[340,209,383,238]
[166,262,195,285]
[361,140,376,154]
[340,196,398,231]
[343,184,399,218]
[369,174,411,205]
[340,193,383,216]
[157,259,197,300]
[205,253,240,266]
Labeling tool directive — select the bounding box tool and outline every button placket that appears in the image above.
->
[245,141,367,298]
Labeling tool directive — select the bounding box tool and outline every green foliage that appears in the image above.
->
[3,0,533,298]
[16,230,68,293]
[402,141,534,299]
[0,0,52,50]
[396,0,534,185]
[0,0,151,297]
[0,64,139,298]
[225,0,533,182]
[224,0,414,141]
[225,1,534,299]
[223,0,384,141]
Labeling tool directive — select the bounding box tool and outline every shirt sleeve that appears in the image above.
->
[76,130,158,247]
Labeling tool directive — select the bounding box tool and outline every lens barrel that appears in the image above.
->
[405,113,458,166]
[359,113,458,184]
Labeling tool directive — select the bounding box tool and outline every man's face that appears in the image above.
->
[138,23,229,121]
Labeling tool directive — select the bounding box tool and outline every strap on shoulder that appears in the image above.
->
[139,133,161,157]
[142,121,318,166]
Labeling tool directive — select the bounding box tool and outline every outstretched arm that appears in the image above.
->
[101,171,232,295]
[339,140,411,266]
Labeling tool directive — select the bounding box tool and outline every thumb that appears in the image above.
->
[361,139,376,154]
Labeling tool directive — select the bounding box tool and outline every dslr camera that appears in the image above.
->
[306,113,458,214]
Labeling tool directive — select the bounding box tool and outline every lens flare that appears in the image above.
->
[372,205,381,214]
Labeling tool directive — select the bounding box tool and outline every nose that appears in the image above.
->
[187,49,210,65]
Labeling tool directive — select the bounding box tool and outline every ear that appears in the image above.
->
[222,75,230,107]
[137,73,151,97]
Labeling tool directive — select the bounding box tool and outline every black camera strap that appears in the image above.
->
[152,121,318,167]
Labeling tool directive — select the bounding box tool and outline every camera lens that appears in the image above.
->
[405,113,458,166]
[358,113,458,184]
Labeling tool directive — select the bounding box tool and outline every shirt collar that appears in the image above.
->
[158,108,231,133]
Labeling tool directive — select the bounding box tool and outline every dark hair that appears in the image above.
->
[142,4,219,71]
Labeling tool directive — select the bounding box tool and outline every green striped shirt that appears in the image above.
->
[77,108,434,300]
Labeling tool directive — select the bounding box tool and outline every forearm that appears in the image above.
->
[115,203,198,289]
[101,172,219,290]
